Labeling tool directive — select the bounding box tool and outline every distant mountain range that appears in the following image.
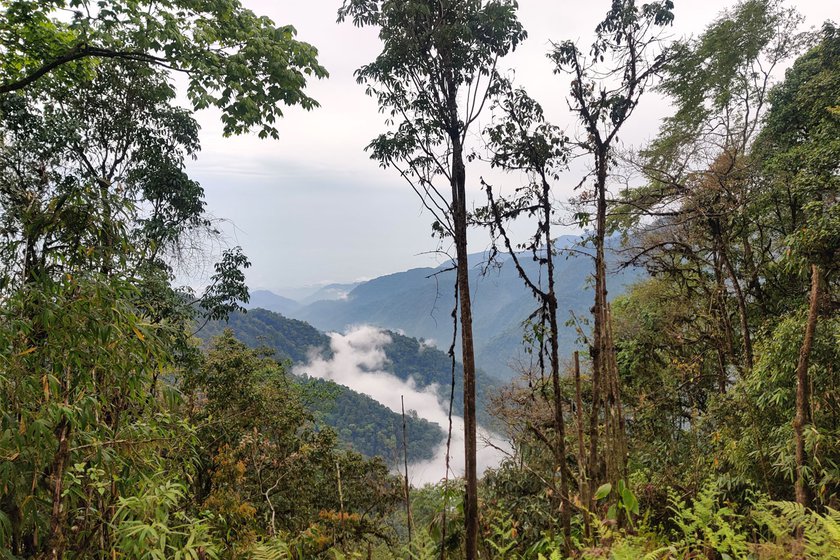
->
[272,236,642,380]
[246,290,301,316]
[246,283,361,312]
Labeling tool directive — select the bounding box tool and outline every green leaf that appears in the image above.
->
[594,482,612,501]
[621,486,639,515]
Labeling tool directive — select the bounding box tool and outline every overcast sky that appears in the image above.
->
[184,0,837,294]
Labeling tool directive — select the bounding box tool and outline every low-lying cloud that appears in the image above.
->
[292,325,507,485]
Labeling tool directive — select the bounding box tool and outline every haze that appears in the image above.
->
[185,0,837,292]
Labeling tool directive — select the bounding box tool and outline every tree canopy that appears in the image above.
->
[0,0,327,137]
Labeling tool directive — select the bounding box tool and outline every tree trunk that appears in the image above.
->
[451,136,479,560]
[544,180,572,551]
[591,147,627,489]
[588,152,608,501]
[45,417,71,560]
[718,239,754,371]
[401,396,413,544]
[573,351,591,539]
[794,264,822,507]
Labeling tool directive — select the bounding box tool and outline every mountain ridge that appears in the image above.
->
[282,237,641,379]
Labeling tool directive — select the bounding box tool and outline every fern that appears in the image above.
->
[667,483,750,558]
[754,501,840,559]
[246,538,292,560]
[403,530,439,560]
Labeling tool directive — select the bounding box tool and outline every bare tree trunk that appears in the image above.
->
[544,179,572,551]
[794,264,822,508]
[588,154,608,501]
[591,149,627,488]
[573,351,591,539]
[713,250,737,393]
[451,137,479,560]
[401,396,413,544]
[718,239,754,371]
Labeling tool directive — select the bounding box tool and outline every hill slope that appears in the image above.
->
[198,309,501,462]
[245,290,300,316]
[200,307,328,363]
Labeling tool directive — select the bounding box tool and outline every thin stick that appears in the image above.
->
[402,395,413,543]
[336,460,344,547]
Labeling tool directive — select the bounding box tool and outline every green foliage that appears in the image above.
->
[0,273,199,558]
[0,0,327,138]
[1,1,838,559]
[402,529,440,560]
[185,331,403,554]
[753,501,840,559]
[713,310,840,502]
[648,0,809,168]
[112,478,219,560]
[301,376,444,464]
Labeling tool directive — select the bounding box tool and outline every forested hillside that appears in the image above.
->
[300,376,445,464]
[0,1,837,560]
[199,310,451,463]
[200,308,501,425]
[200,307,330,363]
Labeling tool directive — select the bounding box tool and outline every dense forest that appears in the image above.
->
[0,1,838,560]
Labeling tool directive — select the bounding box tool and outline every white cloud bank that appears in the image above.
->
[292,325,508,485]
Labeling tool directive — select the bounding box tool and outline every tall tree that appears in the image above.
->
[0,60,248,560]
[0,1,329,551]
[337,1,526,556]
[479,86,574,548]
[550,0,674,495]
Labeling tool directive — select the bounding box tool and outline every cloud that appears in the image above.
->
[292,325,508,485]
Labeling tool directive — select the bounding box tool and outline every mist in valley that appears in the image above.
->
[292,325,508,485]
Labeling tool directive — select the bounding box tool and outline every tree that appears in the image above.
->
[618,0,809,375]
[754,23,839,507]
[185,331,403,556]
[337,2,525,557]
[606,8,838,510]
[0,0,327,138]
[0,265,202,559]
[0,2,329,554]
[550,0,674,499]
[0,60,250,330]
[478,85,574,547]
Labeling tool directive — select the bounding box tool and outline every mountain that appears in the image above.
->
[197,308,500,462]
[245,290,300,316]
[289,237,643,380]
[299,282,361,305]
[299,376,444,464]
[200,308,499,425]
[199,308,329,363]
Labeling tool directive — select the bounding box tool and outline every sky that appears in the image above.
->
[185,0,838,294]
